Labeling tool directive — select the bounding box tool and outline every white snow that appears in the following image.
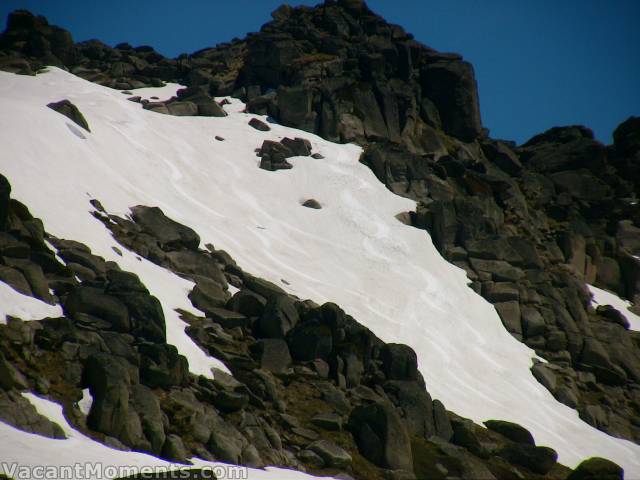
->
[588,284,640,331]
[0,281,63,323]
[0,393,330,480]
[1,67,639,475]
[77,389,93,416]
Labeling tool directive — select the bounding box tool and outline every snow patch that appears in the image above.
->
[77,389,93,416]
[0,282,63,323]
[588,284,640,331]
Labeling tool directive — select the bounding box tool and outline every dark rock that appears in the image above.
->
[482,282,520,303]
[258,140,295,171]
[497,444,558,475]
[292,426,319,441]
[302,199,322,209]
[47,99,91,132]
[249,118,271,131]
[484,419,535,445]
[165,251,226,285]
[64,287,130,333]
[117,294,163,344]
[252,338,292,373]
[166,101,198,116]
[277,85,316,132]
[227,289,267,317]
[451,418,485,457]
[348,402,413,472]
[213,389,249,413]
[531,362,557,392]
[130,206,200,251]
[617,220,640,255]
[521,306,547,337]
[494,301,522,339]
[0,174,10,230]
[0,233,30,258]
[0,265,33,296]
[613,116,640,158]
[243,274,287,299]
[84,353,146,448]
[421,60,482,141]
[297,449,325,468]
[207,307,249,329]
[308,440,352,468]
[383,380,435,438]
[427,436,496,480]
[188,277,229,315]
[139,344,189,388]
[287,319,333,361]
[258,295,299,338]
[520,126,604,173]
[481,141,522,175]
[311,412,342,431]
[130,384,166,455]
[596,305,630,329]
[143,102,169,114]
[161,434,188,463]
[0,351,29,390]
[194,98,227,117]
[433,399,453,441]
[0,390,66,439]
[106,269,149,294]
[208,416,254,465]
[566,457,624,480]
[380,343,418,381]
[281,137,312,156]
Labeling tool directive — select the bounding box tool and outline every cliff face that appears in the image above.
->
[233,0,484,147]
[0,2,639,479]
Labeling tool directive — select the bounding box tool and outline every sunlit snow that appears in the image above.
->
[589,284,640,331]
[0,281,62,323]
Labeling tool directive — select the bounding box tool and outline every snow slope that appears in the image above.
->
[589,284,640,331]
[1,68,639,475]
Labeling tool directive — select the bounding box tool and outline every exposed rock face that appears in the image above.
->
[236,2,484,149]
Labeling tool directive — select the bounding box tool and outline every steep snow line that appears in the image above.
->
[1,68,639,475]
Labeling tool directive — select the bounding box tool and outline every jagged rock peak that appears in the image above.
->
[232,0,484,147]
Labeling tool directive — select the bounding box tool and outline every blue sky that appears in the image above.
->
[1,1,638,145]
